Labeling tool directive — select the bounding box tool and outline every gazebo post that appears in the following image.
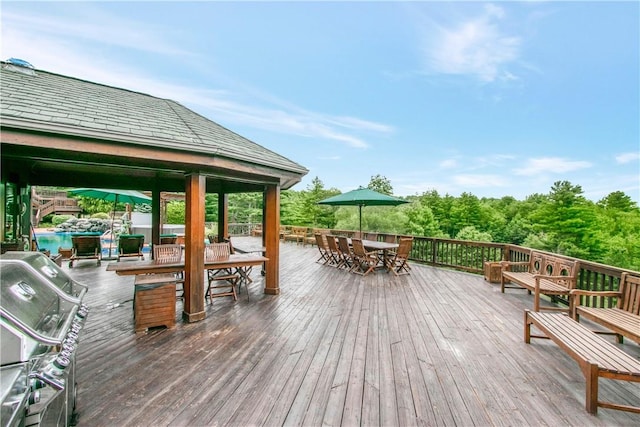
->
[263,184,280,295]
[182,173,206,322]
[151,187,161,254]
[217,193,228,241]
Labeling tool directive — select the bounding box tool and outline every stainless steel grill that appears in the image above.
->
[1,252,89,427]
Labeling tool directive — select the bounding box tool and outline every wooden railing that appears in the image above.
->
[241,225,636,309]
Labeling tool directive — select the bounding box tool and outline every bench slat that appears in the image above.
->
[502,272,571,294]
[525,310,640,414]
[576,307,640,344]
[532,313,640,375]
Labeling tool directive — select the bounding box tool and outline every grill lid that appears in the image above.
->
[0,252,87,302]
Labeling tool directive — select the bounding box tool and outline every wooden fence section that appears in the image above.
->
[268,226,637,310]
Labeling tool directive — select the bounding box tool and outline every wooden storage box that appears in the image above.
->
[484,261,502,283]
[134,274,177,333]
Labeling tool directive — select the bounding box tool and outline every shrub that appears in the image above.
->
[52,215,74,226]
[91,212,109,219]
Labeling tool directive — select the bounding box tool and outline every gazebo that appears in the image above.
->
[0,60,308,322]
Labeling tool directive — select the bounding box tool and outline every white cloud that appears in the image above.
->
[422,4,521,82]
[1,7,391,150]
[439,158,458,169]
[514,157,592,176]
[615,152,640,164]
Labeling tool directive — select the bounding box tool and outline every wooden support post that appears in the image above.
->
[263,184,280,295]
[151,187,161,252]
[182,173,206,322]
[217,193,228,240]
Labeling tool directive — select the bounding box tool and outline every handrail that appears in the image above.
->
[234,223,638,307]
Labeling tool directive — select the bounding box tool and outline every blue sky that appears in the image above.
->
[2,1,639,202]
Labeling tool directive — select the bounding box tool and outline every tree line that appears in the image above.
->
[59,175,640,271]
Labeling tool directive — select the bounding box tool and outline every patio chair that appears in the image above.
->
[384,234,397,244]
[388,237,413,276]
[350,238,378,276]
[363,232,379,242]
[205,243,239,302]
[225,237,255,296]
[69,234,102,268]
[314,234,331,265]
[117,234,145,261]
[337,236,354,270]
[152,244,184,299]
[325,235,343,268]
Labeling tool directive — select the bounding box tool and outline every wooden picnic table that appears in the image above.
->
[106,253,268,277]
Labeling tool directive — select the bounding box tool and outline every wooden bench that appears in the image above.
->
[501,251,579,312]
[284,226,307,245]
[570,272,640,344]
[524,310,640,414]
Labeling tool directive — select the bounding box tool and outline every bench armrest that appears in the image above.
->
[569,289,621,298]
[500,261,530,270]
[569,289,622,318]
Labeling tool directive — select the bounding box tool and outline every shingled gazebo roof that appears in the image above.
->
[1,61,308,191]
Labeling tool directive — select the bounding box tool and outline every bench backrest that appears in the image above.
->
[291,226,307,236]
[530,251,578,286]
[619,272,640,315]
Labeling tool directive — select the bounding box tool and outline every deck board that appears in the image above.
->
[63,237,640,426]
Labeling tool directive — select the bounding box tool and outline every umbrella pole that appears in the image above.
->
[359,204,362,238]
[108,196,117,259]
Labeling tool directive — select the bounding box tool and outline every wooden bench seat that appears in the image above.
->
[524,310,640,414]
[283,226,307,245]
[570,272,640,344]
[501,251,578,312]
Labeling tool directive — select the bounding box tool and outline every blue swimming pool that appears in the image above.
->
[33,232,150,256]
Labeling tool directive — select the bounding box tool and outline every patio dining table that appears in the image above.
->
[349,238,399,271]
[106,253,268,283]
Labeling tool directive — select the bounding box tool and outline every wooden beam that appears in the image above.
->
[1,131,303,185]
[183,173,206,322]
[264,184,280,295]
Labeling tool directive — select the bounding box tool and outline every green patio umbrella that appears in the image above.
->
[318,187,408,235]
[68,188,151,258]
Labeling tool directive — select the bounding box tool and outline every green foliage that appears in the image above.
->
[91,212,109,219]
[367,174,393,195]
[166,201,185,224]
[52,215,73,226]
[281,177,339,227]
[455,226,492,242]
[40,181,640,271]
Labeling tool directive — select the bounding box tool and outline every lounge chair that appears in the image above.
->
[69,234,102,267]
[117,234,145,261]
[160,234,177,244]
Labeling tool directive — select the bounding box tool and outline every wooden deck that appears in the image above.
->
[67,237,640,426]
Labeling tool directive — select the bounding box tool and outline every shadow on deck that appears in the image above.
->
[67,237,639,426]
